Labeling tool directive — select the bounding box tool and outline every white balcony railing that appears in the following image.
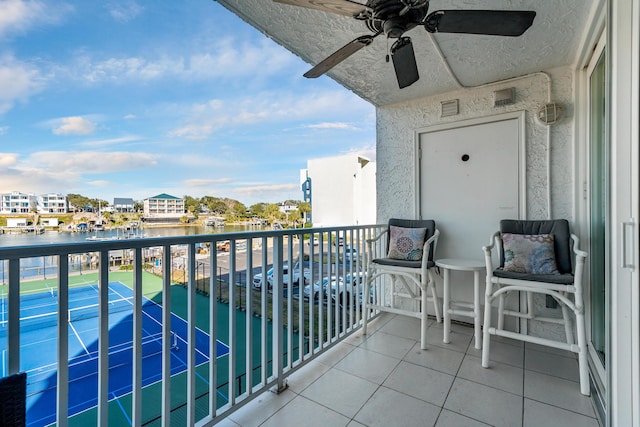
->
[0,224,386,426]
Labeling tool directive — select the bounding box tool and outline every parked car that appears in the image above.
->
[327,271,366,306]
[303,276,343,301]
[343,246,359,263]
[252,267,274,289]
[267,263,311,289]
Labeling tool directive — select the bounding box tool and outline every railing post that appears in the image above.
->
[7,258,20,375]
[272,235,287,393]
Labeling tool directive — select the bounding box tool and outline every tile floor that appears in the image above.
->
[219,313,601,427]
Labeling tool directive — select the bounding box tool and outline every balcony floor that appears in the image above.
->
[219,313,600,427]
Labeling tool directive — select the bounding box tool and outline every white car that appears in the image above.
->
[252,267,274,288]
[303,276,342,301]
[327,271,366,306]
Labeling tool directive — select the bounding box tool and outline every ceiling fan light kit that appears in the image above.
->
[275,0,536,89]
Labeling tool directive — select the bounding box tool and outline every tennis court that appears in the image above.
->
[0,281,229,426]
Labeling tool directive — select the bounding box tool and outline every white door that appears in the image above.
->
[419,114,524,260]
[418,113,525,324]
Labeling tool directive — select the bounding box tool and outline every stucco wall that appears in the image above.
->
[376,66,575,225]
[376,66,576,338]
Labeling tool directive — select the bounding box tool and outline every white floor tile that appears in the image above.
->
[523,398,600,427]
[524,370,595,417]
[359,330,415,359]
[444,378,523,427]
[260,395,350,427]
[354,386,440,427]
[285,359,331,394]
[226,389,297,427]
[334,346,400,384]
[466,336,525,368]
[301,367,379,418]
[457,354,524,395]
[403,342,465,376]
[435,409,492,427]
[383,360,455,406]
[525,347,580,382]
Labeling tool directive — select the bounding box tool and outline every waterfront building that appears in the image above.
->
[0,191,37,214]
[37,193,68,214]
[113,197,135,213]
[143,193,185,220]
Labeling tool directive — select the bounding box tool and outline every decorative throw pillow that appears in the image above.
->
[502,233,559,274]
[387,226,427,261]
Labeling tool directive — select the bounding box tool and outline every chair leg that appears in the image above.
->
[363,274,372,336]
[497,291,505,330]
[428,270,442,323]
[576,308,590,395]
[482,282,493,368]
[559,295,575,345]
[420,275,429,349]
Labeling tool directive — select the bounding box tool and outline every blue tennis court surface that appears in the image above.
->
[0,282,229,427]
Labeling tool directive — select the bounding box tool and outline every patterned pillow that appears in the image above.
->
[387,226,427,261]
[502,233,559,274]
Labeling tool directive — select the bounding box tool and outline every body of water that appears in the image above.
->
[0,224,268,282]
[0,224,264,248]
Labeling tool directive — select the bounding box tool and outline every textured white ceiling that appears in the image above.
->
[217,0,596,106]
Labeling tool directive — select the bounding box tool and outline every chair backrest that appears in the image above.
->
[388,218,436,262]
[499,219,572,274]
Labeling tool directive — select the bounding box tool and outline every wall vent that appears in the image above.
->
[441,99,459,117]
[494,88,515,107]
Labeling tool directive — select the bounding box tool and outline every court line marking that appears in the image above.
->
[69,321,90,355]
[109,282,224,361]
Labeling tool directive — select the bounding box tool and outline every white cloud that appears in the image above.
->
[168,90,371,140]
[52,116,97,135]
[0,54,45,114]
[28,150,157,173]
[0,126,8,135]
[67,37,297,85]
[234,183,298,194]
[0,152,19,167]
[123,114,136,120]
[105,1,143,23]
[303,122,358,130]
[78,135,142,147]
[0,0,70,38]
[87,180,112,187]
[184,178,233,187]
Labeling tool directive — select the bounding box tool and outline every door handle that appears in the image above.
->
[621,219,635,269]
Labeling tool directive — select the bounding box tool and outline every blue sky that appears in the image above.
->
[0,0,375,206]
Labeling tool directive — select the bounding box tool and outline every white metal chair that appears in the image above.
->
[362,218,441,349]
[481,219,589,395]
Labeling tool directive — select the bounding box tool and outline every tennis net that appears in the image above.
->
[0,297,136,333]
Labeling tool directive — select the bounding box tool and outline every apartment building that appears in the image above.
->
[0,191,37,214]
[37,193,68,214]
[143,193,185,219]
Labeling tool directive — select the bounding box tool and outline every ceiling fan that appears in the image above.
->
[273,0,536,88]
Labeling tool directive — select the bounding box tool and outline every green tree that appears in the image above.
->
[249,203,267,217]
[297,201,312,224]
[183,195,201,213]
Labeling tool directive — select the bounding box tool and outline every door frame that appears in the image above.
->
[413,111,527,220]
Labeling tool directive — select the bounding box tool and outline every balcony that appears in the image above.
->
[0,224,598,426]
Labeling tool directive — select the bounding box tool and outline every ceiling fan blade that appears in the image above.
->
[391,37,419,89]
[304,34,376,78]
[273,0,367,17]
[425,10,536,37]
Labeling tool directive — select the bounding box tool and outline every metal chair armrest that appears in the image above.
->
[421,229,440,269]
[482,231,501,275]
